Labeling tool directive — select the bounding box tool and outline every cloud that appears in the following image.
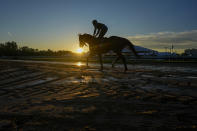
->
[8,32,12,37]
[127,30,197,50]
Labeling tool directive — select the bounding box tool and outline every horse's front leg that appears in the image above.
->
[117,52,128,72]
[112,56,120,68]
[98,54,103,70]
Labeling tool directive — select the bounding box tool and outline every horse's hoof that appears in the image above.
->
[124,69,128,73]
[99,68,103,71]
[137,56,141,59]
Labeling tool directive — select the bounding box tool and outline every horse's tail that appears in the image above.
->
[127,41,139,58]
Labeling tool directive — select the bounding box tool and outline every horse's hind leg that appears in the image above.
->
[112,56,120,68]
[118,52,128,72]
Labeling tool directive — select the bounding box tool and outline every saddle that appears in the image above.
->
[96,37,108,44]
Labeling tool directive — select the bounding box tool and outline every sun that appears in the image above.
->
[76,48,83,53]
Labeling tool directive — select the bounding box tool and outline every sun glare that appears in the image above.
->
[76,48,83,53]
[77,62,82,66]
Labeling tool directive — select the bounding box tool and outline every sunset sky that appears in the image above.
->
[0,0,197,53]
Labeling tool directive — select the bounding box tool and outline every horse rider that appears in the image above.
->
[92,20,108,40]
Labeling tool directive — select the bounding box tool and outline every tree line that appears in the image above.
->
[0,41,74,56]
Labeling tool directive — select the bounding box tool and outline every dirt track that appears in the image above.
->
[0,60,197,130]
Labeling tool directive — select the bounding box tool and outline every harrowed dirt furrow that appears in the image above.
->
[0,68,26,80]
[0,73,47,89]
[1,60,197,130]
[0,71,44,86]
[21,64,81,73]
[0,68,21,74]
[0,77,64,100]
[5,76,60,90]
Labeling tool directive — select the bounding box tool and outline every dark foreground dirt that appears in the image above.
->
[0,60,197,131]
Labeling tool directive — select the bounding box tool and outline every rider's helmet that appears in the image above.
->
[92,19,97,25]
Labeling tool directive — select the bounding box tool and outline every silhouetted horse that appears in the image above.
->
[79,33,139,72]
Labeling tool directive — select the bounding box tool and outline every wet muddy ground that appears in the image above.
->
[0,60,197,130]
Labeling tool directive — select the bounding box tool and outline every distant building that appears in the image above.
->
[122,46,158,56]
[157,52,178,57]
[185,49,197,56]
[104,45,159,57]
[100,45,179,58]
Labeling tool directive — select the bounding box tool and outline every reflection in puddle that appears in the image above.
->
[76,62,83,66]
[186,76,197,79]
[56,75,112,84]
[4,59,197,73]
[82,76,110,83]
[82,76,92,83]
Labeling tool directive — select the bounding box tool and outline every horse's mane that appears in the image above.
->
[83,33,93,38]
[82,33,110,41]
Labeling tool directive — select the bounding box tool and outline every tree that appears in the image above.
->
[4,41,18,55]
[0,41,75,56]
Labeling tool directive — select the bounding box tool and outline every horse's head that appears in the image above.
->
[78,33,94,48]
[78,33,87,48]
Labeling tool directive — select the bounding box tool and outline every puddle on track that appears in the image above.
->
[2,59,197,73]
[55,76,114,84]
